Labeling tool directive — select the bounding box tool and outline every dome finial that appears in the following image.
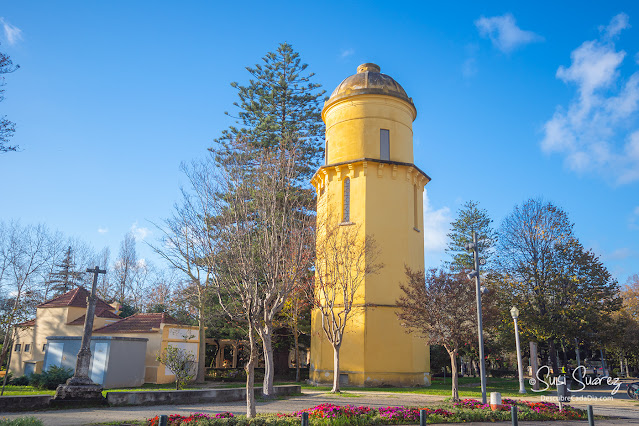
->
[357,63,380,73]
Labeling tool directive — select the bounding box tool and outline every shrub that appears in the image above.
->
[156,346,195,390]
[0,417,44,426]
[28,366,73,390]
[10,375,30,386]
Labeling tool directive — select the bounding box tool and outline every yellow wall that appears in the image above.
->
[156,325,200,384]
[10,306,122,377]
[324,95,416,165]
[311,89,431,387]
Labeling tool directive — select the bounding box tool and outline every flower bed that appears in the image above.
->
[146,400,588,425]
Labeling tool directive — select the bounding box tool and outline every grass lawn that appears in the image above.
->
[0,386,55,396]
[299,376,547,397]
[0,376,545,398]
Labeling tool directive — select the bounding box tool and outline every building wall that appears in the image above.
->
[10,306,120,377]
[96,325,200,385]
[156,325,200,385]
[310,92,430,387]
[9,326,36,376]
[42,336,147,389]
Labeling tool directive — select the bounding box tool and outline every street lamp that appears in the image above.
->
[465,231,487,404]
[510,306,526,394]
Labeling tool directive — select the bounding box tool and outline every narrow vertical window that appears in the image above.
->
[325,140,329,164]
[414,185,419,230]
[343,177,350,222]
[380,129,390,161]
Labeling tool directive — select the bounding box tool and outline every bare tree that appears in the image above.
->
[0,222,55,372]
[94,247,111,301]
[113,232,138,305]
[495,198,578,374]
[313,211,382,393]
[280,274,313,382]
[0,43,19,153]
[396,268,476,401]
[149,189,216,384]
[214,138,314,400]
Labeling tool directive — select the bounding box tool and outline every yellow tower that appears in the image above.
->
[310,63,431,387]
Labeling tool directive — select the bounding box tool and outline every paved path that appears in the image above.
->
[1,387,638,426]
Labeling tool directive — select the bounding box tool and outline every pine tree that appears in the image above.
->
[210,42,325,188]
[446,200,497,270]
[205,43,324,401]
[46,246,83,296]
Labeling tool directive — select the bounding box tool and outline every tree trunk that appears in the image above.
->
[245,324,257,418]
[196,306,206,383]
[260,324,275,397]
[448,348,459,402]
[561,339,568,371]
[0,295,20,370]
[548,339,559,376]
[332,344,341,393]
[294,316,300,382]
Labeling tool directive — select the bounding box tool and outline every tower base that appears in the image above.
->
[310,368,431,387]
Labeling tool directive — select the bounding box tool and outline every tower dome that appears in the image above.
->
[324,63,415,115]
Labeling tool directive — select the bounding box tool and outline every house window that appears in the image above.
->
[24,344,30,353]
[42,344,47,352]
[14,344,21,352]
[343,177,351,222]
[380,129,390,161]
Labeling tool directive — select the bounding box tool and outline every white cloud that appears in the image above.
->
[97,227,108,234]
[340,48,355,58]
[600,12,630,40]
[0,18,22,46]
[541,14,639,185]
[475,13,543,53]
[422,189,451,269]
[130,222,151,241]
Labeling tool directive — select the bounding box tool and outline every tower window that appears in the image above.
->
[343,177,350,222]
[380,129,390,161]
[414,184,420,231]
[325,140,329,164]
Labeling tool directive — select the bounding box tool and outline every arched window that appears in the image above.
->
[343,177,351,222]
[380,129,390,161]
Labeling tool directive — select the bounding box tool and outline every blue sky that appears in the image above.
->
[0,1,637,284]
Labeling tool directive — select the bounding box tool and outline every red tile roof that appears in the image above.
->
[66,308,123,326]
[38,287,114,311]
[15,319,35,327]
[93,313,182,334]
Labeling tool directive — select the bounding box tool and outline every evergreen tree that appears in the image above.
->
[210,42,325,188]
[446,200,496,270]
[205,43,324,401]
[0,43,19,153]
[46,246,83,296]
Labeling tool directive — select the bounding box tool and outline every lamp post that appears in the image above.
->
[465,231,487,404]
[510,306,526,394]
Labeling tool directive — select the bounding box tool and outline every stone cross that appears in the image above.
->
[54,266,107,403]
[71,266,106,381]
